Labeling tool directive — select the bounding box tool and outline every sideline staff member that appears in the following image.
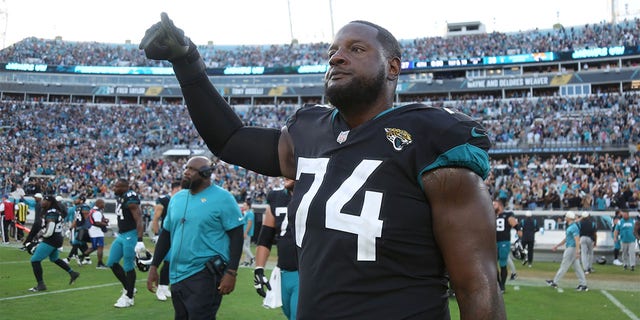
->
[147,156,244,319]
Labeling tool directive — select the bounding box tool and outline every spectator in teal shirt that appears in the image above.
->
[546,211,588,291]
[241,200,255,267]
[614,210,636,271]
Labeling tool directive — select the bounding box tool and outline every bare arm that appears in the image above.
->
[129,203,144,240]
[634,220,640,241]
[151,204,164,235]
[244,218,253,238]
[553,238,567,251]
[423,167,505,320]
[508,216,522,238]
[278,127,296,180]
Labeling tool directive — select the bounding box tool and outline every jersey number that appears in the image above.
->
[295,157,384,261]
[274,207,289,237]
[496,217,506,231]
[115,202,124,220]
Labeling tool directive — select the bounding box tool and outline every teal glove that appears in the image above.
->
[139,12,192,62]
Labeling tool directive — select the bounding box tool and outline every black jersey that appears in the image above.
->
[579,217,596,241]
[496,211,515,242]
[266,188,297,271]
[74,204,91,229]
[41,208,64,248]
[156,194,170,226]
[286,103,490,319]
[115,189,141,233]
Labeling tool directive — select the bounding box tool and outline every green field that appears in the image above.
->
[0,240,638,320]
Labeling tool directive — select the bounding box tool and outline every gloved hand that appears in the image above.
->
[253,267,271,297]
[135,241,146,254]
[139,12,193,62]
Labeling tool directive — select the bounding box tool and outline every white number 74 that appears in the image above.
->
[295,157,384,261]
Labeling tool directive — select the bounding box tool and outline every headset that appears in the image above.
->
[198,165,214,178]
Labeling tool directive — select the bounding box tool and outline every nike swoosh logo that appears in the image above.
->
[238,217,244,221]
[471,127,487,138]
[126,237,131,240]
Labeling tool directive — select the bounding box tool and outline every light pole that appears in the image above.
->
[287,0,294,43]
[329,0,335,40]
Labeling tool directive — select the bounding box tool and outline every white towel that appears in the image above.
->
[262,266,282,309]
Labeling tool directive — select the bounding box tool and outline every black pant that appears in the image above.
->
[16,220,25,240]
[2,218,12,242]
[171,268,222,320]
[522,240,534,264]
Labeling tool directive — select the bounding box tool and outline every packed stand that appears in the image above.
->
[0,19,638,67]
[0,93,638,209]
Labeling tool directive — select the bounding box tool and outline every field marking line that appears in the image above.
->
[0,280,147,302]
[0,260,26,265]
[601,290,639,320]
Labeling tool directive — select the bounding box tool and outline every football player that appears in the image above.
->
[108,178,146,308]
[254,178,297,319]
[141,14,504,319]
[150,180,181,301]
[28,195,80,292]
[494,200,522,292]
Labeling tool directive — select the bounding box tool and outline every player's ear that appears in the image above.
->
[387,56,400,81]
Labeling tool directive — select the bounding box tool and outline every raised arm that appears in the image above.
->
[140,12,287,177]
[422,167,505,320]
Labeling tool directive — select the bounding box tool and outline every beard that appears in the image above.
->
[181,178,203,190]
[325,66,386,113]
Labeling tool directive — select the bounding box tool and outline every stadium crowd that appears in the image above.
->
[0,92,638,210]
[0,19,638,67]
[0,17,639,209]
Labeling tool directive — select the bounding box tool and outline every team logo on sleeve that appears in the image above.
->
[384,128,413,151]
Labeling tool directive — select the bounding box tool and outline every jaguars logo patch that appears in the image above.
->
[385,128,413,151]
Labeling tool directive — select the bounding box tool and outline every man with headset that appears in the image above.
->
[147,156,244,319]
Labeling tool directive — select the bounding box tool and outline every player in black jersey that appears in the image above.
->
[494,200,522,292]
[150,180,181,301]
[28,195,80,292]
[108,178,146,308]
[254,178,297,320]
[142,15,504,320]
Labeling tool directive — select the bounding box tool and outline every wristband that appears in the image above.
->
[226,270,238,277]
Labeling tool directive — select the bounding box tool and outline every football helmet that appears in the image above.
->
[596,256,607,265]
[510,239,527,261]
[136,250,153,272]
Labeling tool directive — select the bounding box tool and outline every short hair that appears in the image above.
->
[350,20,401,61]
